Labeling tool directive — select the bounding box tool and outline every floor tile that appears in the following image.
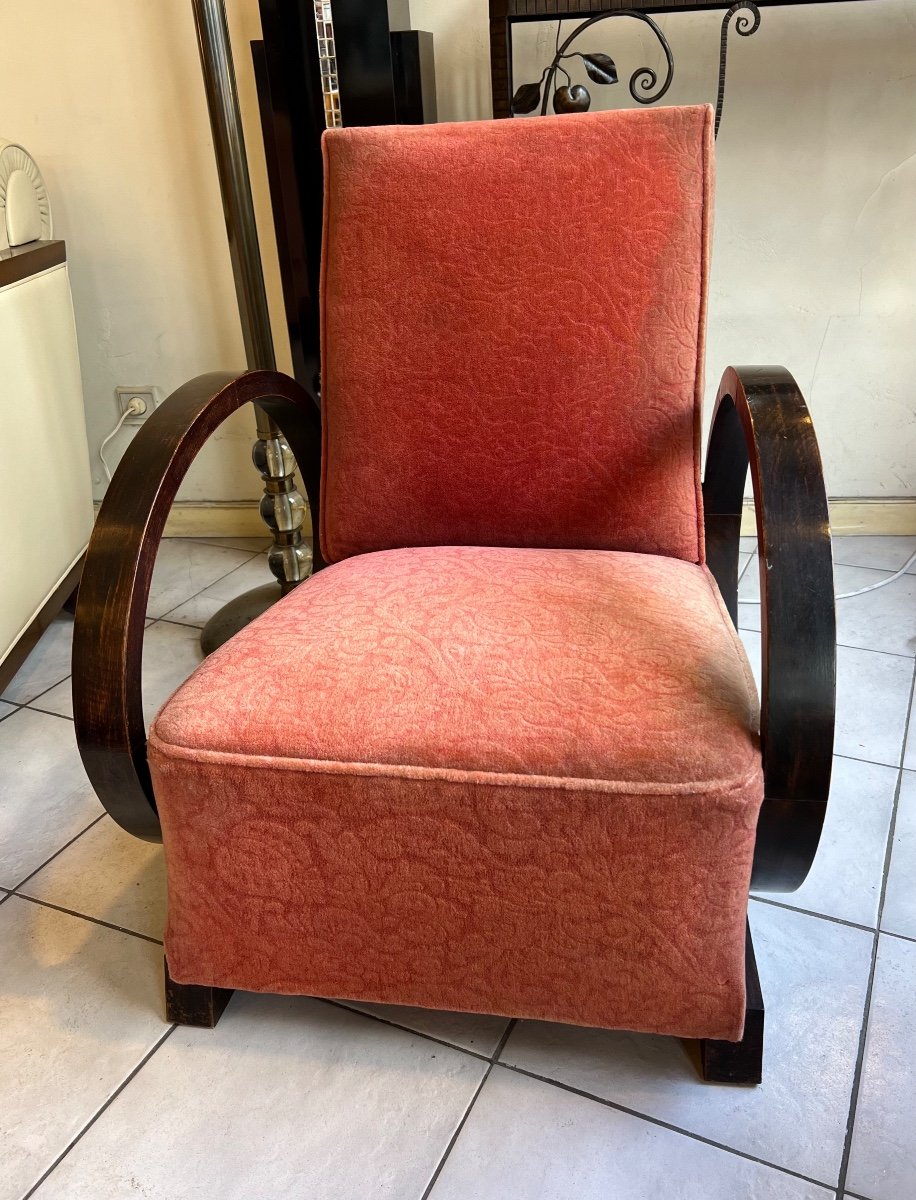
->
[0,897,167,1200]
[146,540,254,619]
[0,699,16,721]
[903,693,915,772]
[881,770,916,940]
[500,904,872,1186]
[739,561,916,658]
[430,1068,831,1200]
[0,708,101,889]
[161,553,282,628]
[831,567,916,658]
[738,628,762,692]
[28,677,73,718]
[21,816,166,940]
[32,993,486,1200]
[740,536,758,555]
[738,600,762,633]
[738,557,762,607]
[140,621,205,725]
[846,935,916,1200]
[754,756,898,928]
[834,647,914,768]
[0,614,73,704]
[187,536,272,552]
[338,1001,510,1057]
[831,536,916,573]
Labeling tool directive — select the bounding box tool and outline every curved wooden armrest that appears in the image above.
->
[73,370,322,842]
[703,366,836,892]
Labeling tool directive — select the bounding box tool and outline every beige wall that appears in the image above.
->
[0,0,280,504]
[1,0,912,509]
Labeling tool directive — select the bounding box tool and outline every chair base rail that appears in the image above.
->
[164,960,234,1029]
[698,923,764,1085]
[164,925,765,1086]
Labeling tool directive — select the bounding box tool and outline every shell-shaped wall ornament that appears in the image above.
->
[0,139,53,254]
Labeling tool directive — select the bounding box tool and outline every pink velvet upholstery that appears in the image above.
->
[149,547,762,1041]
[148,106,763,1043]
[320,105,713,563]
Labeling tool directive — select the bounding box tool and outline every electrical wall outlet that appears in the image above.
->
[116,386,162,425]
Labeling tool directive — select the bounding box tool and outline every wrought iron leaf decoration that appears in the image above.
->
[511,81,544,115]
[581,52,618,86]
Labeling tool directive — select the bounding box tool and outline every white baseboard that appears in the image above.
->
[144,499,915,540]
[741,499,916,537]
[161,502,313,539]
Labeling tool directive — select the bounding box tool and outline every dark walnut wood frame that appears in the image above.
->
[72,365,834,1085]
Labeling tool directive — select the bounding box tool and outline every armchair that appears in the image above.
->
[73,105,834,1085]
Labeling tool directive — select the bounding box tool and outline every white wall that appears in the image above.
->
[0,0,912,506]
[0,0,281,504]
[415,0,916,501]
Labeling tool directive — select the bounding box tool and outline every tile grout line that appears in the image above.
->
[185,537,269,550]
[6,813,106,893]
[22,707,74,724]
[751,895,916,947]
[834,658,916,1197]
[418,1020,517,1200]
[736,623,916,662]
[736,550,755,585]
[153,544,270,624]
[748,895,878,937]
[492,1060,837,1192]
[319,998,493,1064]
[20,1024,178,1200]
[8,538,256,711]
[10,892,164,946]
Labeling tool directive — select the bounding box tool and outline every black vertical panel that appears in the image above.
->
[255,0,402,385]
[256,0,329,388]
[332,0,398,127]
[391,30,438,124]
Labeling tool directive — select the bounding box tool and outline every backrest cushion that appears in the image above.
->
[320,104,713,564]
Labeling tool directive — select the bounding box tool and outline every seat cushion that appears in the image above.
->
[149,546,763,1040]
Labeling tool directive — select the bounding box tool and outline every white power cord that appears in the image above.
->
[743,546,916,603]
[99,399,146,481]
[834,548,916,599]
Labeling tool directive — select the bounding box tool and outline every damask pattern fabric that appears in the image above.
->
[320,105,713,564]
[149,546,762,1040]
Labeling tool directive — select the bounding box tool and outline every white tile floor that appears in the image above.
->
[0,534,914,1200]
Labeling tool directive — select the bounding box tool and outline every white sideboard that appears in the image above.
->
[0,240,93,692]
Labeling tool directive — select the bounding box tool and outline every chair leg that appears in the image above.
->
[164,957,234,1028]
[699,922,764,1085]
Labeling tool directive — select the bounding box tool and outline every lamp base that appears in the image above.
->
[200,582,284,655]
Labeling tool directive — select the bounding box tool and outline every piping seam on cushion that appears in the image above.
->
[147,728,761,799]
[693,104,714,565]
[318,129,334,564]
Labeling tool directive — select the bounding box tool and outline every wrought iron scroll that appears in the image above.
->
[511,13,674,116]
[510,2,761,138]
[716,2,761,136]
